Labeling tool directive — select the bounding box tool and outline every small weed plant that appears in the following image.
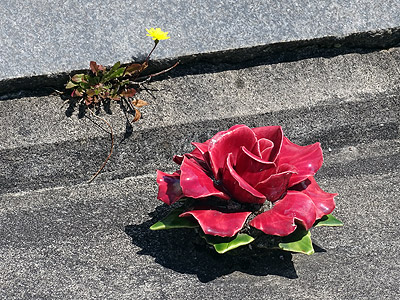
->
[65,28,176,182]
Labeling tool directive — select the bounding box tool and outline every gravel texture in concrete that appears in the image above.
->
[0,47,399,299]
[1,47,399,193]
[1,0,400,82]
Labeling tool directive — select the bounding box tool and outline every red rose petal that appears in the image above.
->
[156,170,183,205]
[252,126,283,162]
[173,143,207,165]
[192,141,209,156]
[235,146,276,187]
[273,191,317,230]
[208,125,257,179]
[279,136,323,187]
[172,155,184,165]
[254,164,297,201]
[180,210,252,237]
[192,141,212,168]
[250,138,274,158]
[250,211,296,236]
[250,191,317,236]
[222,153,266,204]
[257,138,275,161]
[180,156,230,200]
[295,177,337,219]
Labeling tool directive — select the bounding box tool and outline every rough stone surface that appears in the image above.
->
[1,48,399,299]
[1,48,400,194]
[1,0,400,82]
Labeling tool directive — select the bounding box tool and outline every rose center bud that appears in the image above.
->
[213,178,223,186]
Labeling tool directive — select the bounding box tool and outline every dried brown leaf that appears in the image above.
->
[90,61,98,75]
[132,99,148,107]
[132,108,141,122]
[124,63,142,76]
[141,61,148,71]
[121,88,137,98]
[71,74,85,83]
[86,89,96,97]
[74,89,83,97]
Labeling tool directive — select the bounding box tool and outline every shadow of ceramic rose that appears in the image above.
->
[125,205,298,283]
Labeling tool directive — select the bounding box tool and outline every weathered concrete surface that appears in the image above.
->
[1,0,400,83]
[1,48,399,299]
[1,48,400,194]
[1,173,399,299]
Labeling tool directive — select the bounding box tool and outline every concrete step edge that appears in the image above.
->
[1,26,400,98]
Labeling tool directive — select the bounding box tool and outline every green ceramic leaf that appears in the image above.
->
[150,208,198,230]
[279,228,314,255]
[214,234,255,254]
[202,233,254,254]
[314,214,343,227]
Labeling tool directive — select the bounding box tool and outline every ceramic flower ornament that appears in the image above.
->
[151,125,343,254]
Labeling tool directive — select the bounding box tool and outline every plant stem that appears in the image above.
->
[134,61,180,83]
[144,40,159,63]
[87,109,114,183]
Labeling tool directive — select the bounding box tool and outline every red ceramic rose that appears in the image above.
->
[152,125,342,254]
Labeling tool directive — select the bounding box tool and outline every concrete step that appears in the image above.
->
[1,44,399,299]
[1,170,398,298]
[1,48,399,195]
[1,0,400,94]
[0,93,398,195]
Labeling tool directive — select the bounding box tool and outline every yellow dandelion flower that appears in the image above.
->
[146,28,170,41]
